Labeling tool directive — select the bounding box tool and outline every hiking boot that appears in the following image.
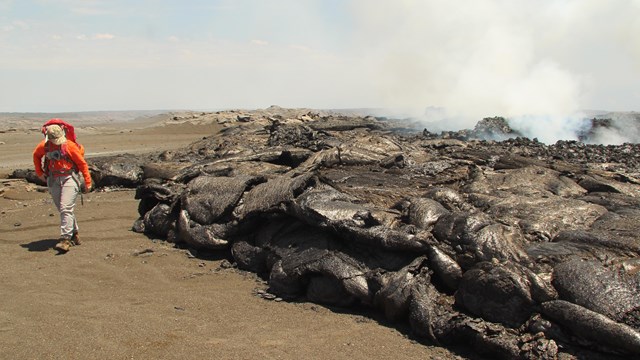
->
[55,237,71,253]
[71,232,81,246]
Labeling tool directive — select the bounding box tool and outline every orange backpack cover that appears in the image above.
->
[41,118,85,156]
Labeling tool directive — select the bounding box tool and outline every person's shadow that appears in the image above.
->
[20,239,59,252]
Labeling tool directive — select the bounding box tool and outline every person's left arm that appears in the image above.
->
[67,142,92,191]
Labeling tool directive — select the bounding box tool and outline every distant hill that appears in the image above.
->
[0,110,172,131]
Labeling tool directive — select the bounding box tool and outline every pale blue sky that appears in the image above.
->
[1,0,639,122]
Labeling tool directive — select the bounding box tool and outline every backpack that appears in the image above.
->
[41,118,85,156]
[41,118,87,178]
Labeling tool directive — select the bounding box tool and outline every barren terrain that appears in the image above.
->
[0,114,463,359]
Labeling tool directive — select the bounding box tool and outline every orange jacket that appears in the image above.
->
[33,140,92,189]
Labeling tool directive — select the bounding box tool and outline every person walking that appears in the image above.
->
[33,122,92,253]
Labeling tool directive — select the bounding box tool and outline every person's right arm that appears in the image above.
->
[32,141,46,181]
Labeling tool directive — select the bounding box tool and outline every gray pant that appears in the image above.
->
[48,175,80,238]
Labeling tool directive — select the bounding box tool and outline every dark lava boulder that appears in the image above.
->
[541,300,640,355]
[375,257,431,322]
[9,168,45,186]
[433,212,529,268]
[455,260,557,328]
[552,258,640,329]
[140,203,174,238]
[90,153,147,188]
[470,116,522,140]
[181,175,258,225]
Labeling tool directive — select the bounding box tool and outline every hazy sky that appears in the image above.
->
[1,0,639,117]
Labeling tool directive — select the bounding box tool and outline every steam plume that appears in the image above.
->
[351,0,640,144]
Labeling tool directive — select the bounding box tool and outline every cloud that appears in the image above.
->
[93,33,115,40]
[1,20,29,32]
[72,33,114,41]
[251,39,269,46]
[290,45,312,53]
[66,0,113,16]
[0,0,12,11]
[70,6,110,15]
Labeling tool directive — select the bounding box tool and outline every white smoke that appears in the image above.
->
[587,112,640,145]
[508,115,588,144]
[350,0,640,144]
